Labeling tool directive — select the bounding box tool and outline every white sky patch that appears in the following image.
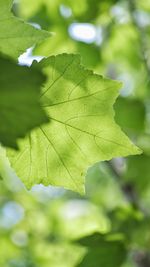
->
[60,4,72,18]
[30,22,41,29]
[0,202,24,229]
[31,184,65,201]
[60,200,92,219]
[69,23,97,43]
[134,10,150,27]
[111,5,130,24]
[18,47,44,66]
[118,73,134,97]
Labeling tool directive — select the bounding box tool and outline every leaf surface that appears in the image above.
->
[7,54,141,193]
[0,0,51,59]
[75,233,126,267]
[125,154,150,194]
[0,56,48,149]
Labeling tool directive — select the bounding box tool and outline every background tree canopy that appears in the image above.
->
[0,0,150,266]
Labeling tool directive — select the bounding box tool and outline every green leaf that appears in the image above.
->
[75,233,127,267]
[0,0,51,59]
[7,54,141,194]
[125,154,150,194]
[0,56,48,149]
[115,97,146,134]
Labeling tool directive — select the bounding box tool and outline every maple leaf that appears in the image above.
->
[7,54,141,193]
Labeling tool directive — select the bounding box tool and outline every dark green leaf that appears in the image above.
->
[75,233,127,267]
[0,56,49,149]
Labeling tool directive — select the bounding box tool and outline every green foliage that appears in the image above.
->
[0,0,51,59]
[76,233,126,267]
[125,154,150,194]
[115,97,146,134]
[0,56,48,149]
[7,54,140,193]
[1,0,150,266]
